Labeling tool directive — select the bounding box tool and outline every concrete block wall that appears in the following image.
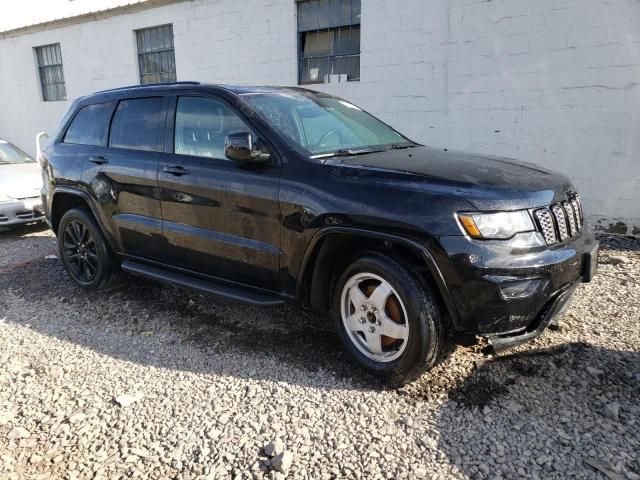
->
[0,0,638,233]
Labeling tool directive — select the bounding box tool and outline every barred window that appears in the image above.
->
[297,0,361,84]
[35,44,66,102]
[136,25,177,84]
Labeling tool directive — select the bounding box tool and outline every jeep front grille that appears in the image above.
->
[533,196,584,245]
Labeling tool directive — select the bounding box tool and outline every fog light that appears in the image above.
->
[499,279,541,299]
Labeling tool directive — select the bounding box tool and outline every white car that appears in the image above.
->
[0,138,44,228]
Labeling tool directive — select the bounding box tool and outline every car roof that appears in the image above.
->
[77,82,320,105]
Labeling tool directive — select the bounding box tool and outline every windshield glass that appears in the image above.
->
[241,91,414,156]
[0,140,34,165]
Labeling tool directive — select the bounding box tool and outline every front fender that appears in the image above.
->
[297,226,459,326]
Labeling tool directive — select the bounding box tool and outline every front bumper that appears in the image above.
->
[436,227,598,341]
[0,197,45,227]
[487,278,578,351]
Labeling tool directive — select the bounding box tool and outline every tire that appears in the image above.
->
[331,252,443,385]
[57,207,124,290]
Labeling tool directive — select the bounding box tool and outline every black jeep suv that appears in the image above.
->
[41,82,598,383]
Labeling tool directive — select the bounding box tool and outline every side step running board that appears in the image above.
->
[121,260,285,306]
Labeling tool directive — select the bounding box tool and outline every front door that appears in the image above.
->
[158,95,281,290]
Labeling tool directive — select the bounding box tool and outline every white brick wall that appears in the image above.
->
[1,0,638,233]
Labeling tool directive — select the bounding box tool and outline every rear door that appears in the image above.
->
[80,96,167,259]
[158,94,282,290]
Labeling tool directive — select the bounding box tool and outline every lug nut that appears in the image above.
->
[360,317,366,324]
[360,305,367,311]
[376,320,381,326]
[369,325,376,333]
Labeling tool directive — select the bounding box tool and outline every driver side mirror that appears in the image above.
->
[224,131,270,165]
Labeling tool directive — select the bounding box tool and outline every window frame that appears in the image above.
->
[107,96,169,153]
[164,93,280,168]
[34,43,67,102]
[135,24,177,85]
[170,94,260,162]
[62,101,116,147]
[296,0,361,85]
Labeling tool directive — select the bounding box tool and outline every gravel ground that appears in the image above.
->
[1,223,639,480]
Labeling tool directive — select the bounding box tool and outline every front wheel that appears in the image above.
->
[58,208,123,290]
[332,252,444,385]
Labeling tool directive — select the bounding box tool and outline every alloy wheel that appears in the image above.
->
[62,220,99,283]
[340,272,409,362]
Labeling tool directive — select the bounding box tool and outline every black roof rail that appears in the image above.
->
[94,81,201,95]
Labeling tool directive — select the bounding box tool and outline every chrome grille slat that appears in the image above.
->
[563,201,577,235]
[534,208,557,245]
[571,198,582,231]
[551,205,569,240]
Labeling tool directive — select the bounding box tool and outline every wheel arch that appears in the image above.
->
[50,188,115,251]
[298,227,459,327]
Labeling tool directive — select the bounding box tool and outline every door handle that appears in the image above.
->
[89,156,108,165]
[163,166,189,176]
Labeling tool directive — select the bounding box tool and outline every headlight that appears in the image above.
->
[457,210,534,239]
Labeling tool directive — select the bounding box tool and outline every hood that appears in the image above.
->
[326,146,576,210]
[0,163,43,199]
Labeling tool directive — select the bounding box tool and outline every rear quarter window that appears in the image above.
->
[63,102,114,146]
[109,97,164,151]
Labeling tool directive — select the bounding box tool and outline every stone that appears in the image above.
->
[114,393,144,407]
[130,448,149,458]
[264,440,284,457]
[49,366,64,381]
[271,451,293,473]
[504,401,524,413]
[0,409,15,426]
[68,412,86,424]
[586,367,604,376]
[413,466,428,477]
[603,403,620,422]
[607,255,629,265]
[7,427,30,440]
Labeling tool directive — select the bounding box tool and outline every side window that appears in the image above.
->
[109,97,164,151]
[175,96,252,160]
[63,102,114,146]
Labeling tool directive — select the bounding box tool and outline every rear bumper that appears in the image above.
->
[0,198,45,227]
[435,227,598,339]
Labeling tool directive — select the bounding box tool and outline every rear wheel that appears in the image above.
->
[332,252,443,385]
[58,208,123,290]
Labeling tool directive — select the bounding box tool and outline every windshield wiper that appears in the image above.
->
[310,148,384,160]
[387,143,416,150]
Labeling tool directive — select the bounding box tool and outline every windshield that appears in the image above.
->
[241,91,414,157]
[0,140,34,165]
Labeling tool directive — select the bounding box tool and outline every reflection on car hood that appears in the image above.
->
[326,146,576,210]
[0,163,43,199]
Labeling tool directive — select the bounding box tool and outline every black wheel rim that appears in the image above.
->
[62,220,99,283]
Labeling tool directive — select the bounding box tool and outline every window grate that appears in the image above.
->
[297,0,361,84]
[35,43,66,101]
[136,24,176,85]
